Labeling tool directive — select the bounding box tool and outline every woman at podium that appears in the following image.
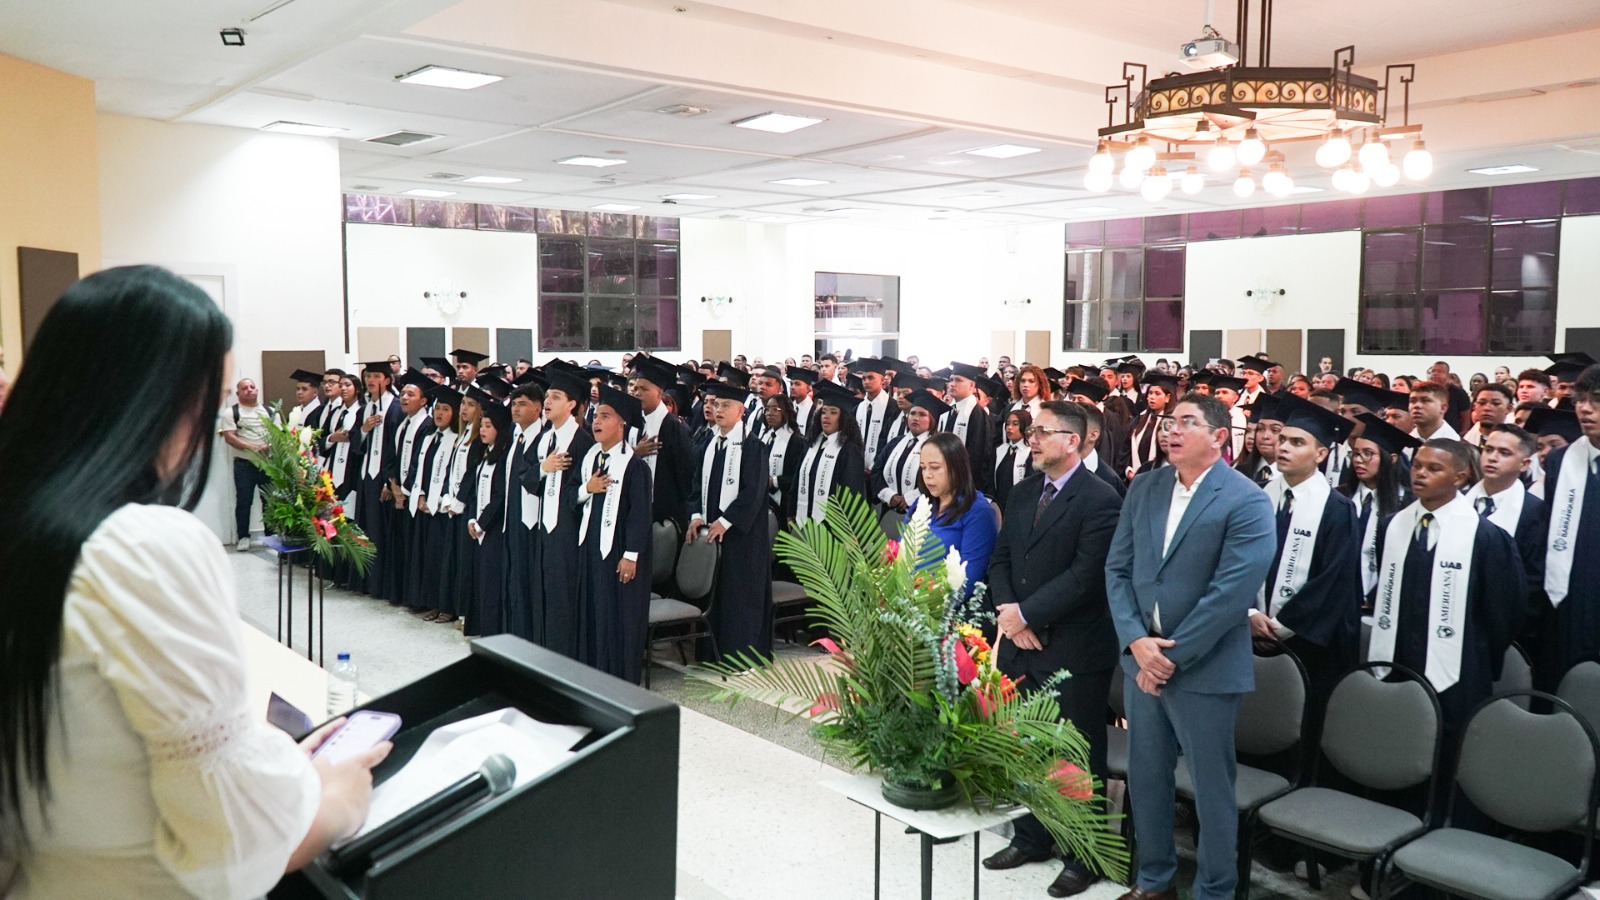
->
[0,267,389,898]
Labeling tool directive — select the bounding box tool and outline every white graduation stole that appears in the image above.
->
[764,426,793,501]
[1369,496,1477,692]
[858,394,885,467]
[1260,474,1331,630]
[398,411,427,483]
[1356,486,1380,595]
[794,398,814,437]
[1546,437,1594,606]
[1468,479,1525,539]
[699,425,745,521]
[796,433,842,522]
[539,418,580,533]
[1323,443,1348,488]
[888,433,926,499]
[424,427,458,514]
[408,430,442,515]
[641,404,668,476]
[577,442,632,557]
[442,427,474,514]
[947,396,975,439]
[514,426,539,529]
[997,439,1030,486]
[473,458,498,544]
[329,404,357,485]
[362,393,392,478]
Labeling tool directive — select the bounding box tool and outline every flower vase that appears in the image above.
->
[880,771,960,811]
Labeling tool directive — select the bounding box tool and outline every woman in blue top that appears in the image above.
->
[910,432,999,593]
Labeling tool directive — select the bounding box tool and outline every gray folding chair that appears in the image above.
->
[1181,645,1308,895]
[1385,691,1599,900]
[877,505,902,540]
[649,520,680,593]
[768,510,812,639]
[642,532,719,687]
[1491,641,1533,709]
[1558,659,1600,734]
[1251,662,1443,900]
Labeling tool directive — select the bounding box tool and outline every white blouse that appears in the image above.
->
[2,505,319,899]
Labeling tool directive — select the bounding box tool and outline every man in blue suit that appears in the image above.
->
[1106,393,1276,900]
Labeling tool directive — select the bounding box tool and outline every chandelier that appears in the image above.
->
[1084,0,1431,202]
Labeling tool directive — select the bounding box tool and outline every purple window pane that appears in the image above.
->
[538,296,586,351]
[590,212,633,238]
[1488,289,1556,353]
[1299,199,1363,233]
[1360,293,1419,354]
[1420,224,1490,290]
[1187,209,1242,241]
[638,297,681,349]
[1104,249,1144,300]
[587,296,636,351]
[539,238,586,294]
[1491,221,1559,290]
[587,238,636,295]
[1103,218,1143,247]
[636,216,682,240]
[1065,220,1103,248]
[637,242,679,296]
[1362,230,1421,293]
[1065,251,1098,302]
[1565,177,1600,216]
[537,208,588,235]
[1145,246,1185,298]
[1143,300,1184,350]
[1241,204,1299,237]
[1105,300,1141,352]
[413,200,477,229]
[1424,188,1489,224]
[1492,181,1563,221]
[1145,214,1186,243]
[1064,301,1102,350]
[1363,193,1424,229]
[344,194,412,225]
[477,204,538,232]
[1419,291,1485,354]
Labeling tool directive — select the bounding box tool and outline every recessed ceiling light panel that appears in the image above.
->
[396,65,503,90]
[403,188,456,198]
[261,121,346,137]
[734,112,827,133]
[557,156,627,168]
[461,175,522,184]
[769,177,830,187]
[963,144,1043,159]
[1468,164,1540,176]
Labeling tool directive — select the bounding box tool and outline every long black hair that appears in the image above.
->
[917,432,978,524]
[0,265,231,839]
[1338,436,1409,519]
[812,396,864,449]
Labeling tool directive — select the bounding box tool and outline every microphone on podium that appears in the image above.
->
[325,753,518,873]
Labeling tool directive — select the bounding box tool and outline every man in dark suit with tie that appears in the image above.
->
[1106,392,1276,900]
[982,400,1123,897]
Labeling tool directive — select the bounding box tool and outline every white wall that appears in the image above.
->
[98,115,345,381]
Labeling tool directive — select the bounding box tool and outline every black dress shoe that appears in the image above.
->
[1046,866,1098,898]
[981,846,1053,870]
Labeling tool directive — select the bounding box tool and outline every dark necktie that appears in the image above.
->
[1475,496,1495,518]
[1359,492,1373,532]
[1276,489,1295,544]
[1413,512,1435,554]
[596,452,609,477]
[1254,465,1273,487]
[716,436,727,453]
[1034,480,1058,527]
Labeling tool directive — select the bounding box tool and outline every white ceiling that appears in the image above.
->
[3,0,1599,231]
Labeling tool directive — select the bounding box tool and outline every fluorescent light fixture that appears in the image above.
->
[461,175,522,184]
[1468,164,1540,176]
[591,203,639,212]
[1287,185,1326,194]
[752,215,793,223]
[403,188,456,198]
[963,144,1042,159]
[260,121,346,137]
[768,177,830,186]
[556,156,627,168]
[662,192,716,201]
[396,65,503,90]
[733,112,826,133]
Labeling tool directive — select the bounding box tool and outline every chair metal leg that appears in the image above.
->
[1235,810,1256,900]
[1305,847,1323,891]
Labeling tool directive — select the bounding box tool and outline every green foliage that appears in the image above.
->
[696,489,1127,880]
[249,405,375,573]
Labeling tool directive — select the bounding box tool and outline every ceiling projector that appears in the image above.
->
[1179,37,1240,70]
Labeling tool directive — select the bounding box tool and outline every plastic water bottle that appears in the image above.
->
[327,652,358,716]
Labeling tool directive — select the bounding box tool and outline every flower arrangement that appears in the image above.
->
[250,407,375,573]
[700,490,1126,879]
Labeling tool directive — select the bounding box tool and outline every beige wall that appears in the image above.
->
[0,53,100,370]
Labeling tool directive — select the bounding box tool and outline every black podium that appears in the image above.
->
[272,635,680,899]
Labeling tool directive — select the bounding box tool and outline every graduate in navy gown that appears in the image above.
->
[356,362,403,598]
[629,357,696,532]
[322,373,365,590]
[1339,413,1418,610]
[465,401,512,637]
[689,382,773,665]
[408,385,460,620]
[444,391,486,622]
[792,381,869,524]
[385,372,436,606]
[504,378,547,640]
[1532,364,1600,692]
[576,385,654,682]
[531,370,596,658]
[758,394,805,524]
[943,362,997,494]
[1464,424,1547,641]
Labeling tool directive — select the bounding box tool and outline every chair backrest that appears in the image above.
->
[1109,670,1126,720]
[674,536,719,604]
[1558,660,1600,735]
[1454,692,1599,834]
[879,506,902,540]
[1492,642,1533,710]
[1237,647,1307,756]
[1321,663,1441,792]
[650,521,680,588]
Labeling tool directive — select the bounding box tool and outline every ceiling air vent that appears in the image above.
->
[657,104,712,117]
[366,131,440,147]
[424,172,464,180]
[349,184,382,191]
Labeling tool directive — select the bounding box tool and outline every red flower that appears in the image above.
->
[953,641,978,685]
[1049,761,1093,800]
[808,692,840,716]
[974,687,995,719]
[331,505,345,516]
[883,539,900,564]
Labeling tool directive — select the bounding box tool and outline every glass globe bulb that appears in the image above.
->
[1233,169,1256,198]
[1403,140,1433,180]
[1140,166,1172,202]
[1237,128,1266,166]
[1207,138,1235,172]
[1331,165,1352,192]
[1084,169,1114,192]
[1316,131,1352,169]
[1348,165,1371,194]
[1088,142,1115,176]
[1371,163,1401,188]
[1119,163,1146,189]
[1262,164,1292,197]
[1180,165,1205,194]
[1127,138,1157,173]
[1358,135,1390,171]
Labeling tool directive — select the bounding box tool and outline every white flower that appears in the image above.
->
[297,427,314,448]
[944,547,967,595]
[910,499,933,531]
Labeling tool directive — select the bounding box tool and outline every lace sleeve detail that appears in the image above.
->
[145,713,253,766]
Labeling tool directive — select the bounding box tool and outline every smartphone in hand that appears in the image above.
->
[313,711,402,765]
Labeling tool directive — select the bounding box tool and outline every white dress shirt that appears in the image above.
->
[1154,466,1211,633]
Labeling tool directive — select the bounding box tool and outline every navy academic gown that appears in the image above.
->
[578,453,654,682]
[763,428,805,523]
[447,442,485,620]
[691,432,774,663]
[466,450,509,636]
[504,425,544,641]
[535,428,596,659]
[945,402,997,495]
[358,398,405,598]
[393,418,438,610]
[1267,489,1363,734]
[1377,516,1526,731]
[649,412,696,530]
[402,428,449,611]
[796,437,868,519]
[413,429,459,614]
[1532,445,1600,692]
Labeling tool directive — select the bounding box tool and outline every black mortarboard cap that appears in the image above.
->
[664,384,691,413]
[845,373,865,395]
[1277,393,1353,447]
[1333,377,1407,412]
[474,373,510,400]
[907,389,952,419]
[949,361,987,383]
[464,385,498,409]
[449,348,489,365]
[480,363,510,381]
[290,369,322,385]
[980,376,1010,402]
[1067,377,1108,403]
[1234,356,1272,374]
[1352,413,1422,456]
[1525,407,1583,443]
[419,357,454,376]
[1544,356,1593,382]
[397,370,433,394]
[814,380,858,410]
[786,365,819,385]
[1189,371,1214,387]
[1043,367,1067,384]
[596,384,644,431]
[895,373,932,393]
[480,398,513,435]
[512,368,548,389]
[1245,394,1283,424]
[1115,360,1144,376]
[545,370,591,405]
[1142,372,1178,395]
[851,357,890,375]
[632,356,679,390]
[1208,374,1248,395]
[360,360,393,377]
[426,384,463,410]
[701,382,748,403]
[717,362,751,390]
[882,356,916,379]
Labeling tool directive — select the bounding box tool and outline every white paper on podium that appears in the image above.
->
[350,708,590,840]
